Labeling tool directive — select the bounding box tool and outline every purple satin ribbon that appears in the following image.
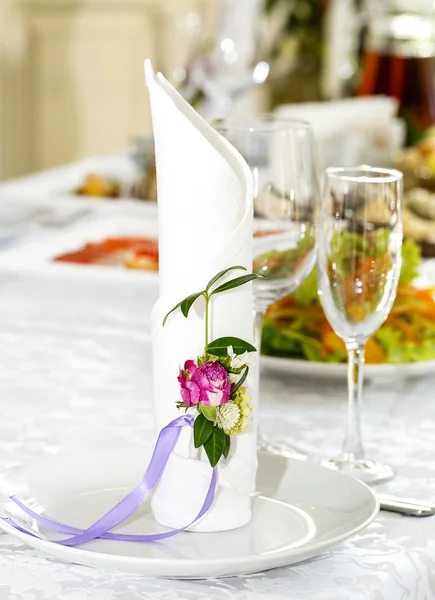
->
[2,414,216,546]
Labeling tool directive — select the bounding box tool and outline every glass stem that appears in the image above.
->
[341,341,365,462]
[253,308,265,413]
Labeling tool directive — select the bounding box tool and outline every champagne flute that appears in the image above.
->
[215,116,320,453]
[318,166,403,483]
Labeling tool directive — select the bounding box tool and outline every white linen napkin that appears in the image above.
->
[275,97,404,171]
[144,59,257,532]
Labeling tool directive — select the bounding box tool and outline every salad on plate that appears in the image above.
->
[262,240,435,365]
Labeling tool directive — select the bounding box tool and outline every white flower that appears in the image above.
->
[227,346,254,370]
[216,401,241,432]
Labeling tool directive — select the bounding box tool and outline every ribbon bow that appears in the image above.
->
[2,415,216,546]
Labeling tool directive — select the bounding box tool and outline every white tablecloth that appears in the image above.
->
[0,269,434,600]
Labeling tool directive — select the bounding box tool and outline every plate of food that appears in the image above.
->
[73,169,156,203]
[0,206,160,282]
[0,151,156,205]
[390,132,435,258]
[52,236,158,272]
[59,138,157,202]
[261,240,435,380]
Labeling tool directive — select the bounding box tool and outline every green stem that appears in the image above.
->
[205,293,210,346]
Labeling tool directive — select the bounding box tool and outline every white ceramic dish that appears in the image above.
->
[0,151,146,204]
[0,446,378,579]
[261,355,435,380]
[0,205,159,283]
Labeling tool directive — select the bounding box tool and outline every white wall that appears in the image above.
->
[0,0,217,179]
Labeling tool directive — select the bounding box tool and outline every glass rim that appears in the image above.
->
[325,165,403,184]
[213,114,312,134]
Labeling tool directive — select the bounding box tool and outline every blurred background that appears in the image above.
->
[1,0,435,185]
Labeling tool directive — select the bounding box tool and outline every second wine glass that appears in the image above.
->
[215,116,319,450]
[318,166,403,483]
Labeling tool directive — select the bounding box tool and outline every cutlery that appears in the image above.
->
[36,207,92,228]
[377,495,435,517]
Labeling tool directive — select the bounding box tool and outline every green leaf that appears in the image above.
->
[206,266,247,292]
[210,273,265,296]
[193,413,214,449]
[204,427,227,467]
[206,336,256,357]
[198,404,217,422]
[222,434,231,459]
[180,291,205,318]
[162,301,183,326]
[162,268,264,325]
[231,366,249,396]
[163,291,205,325]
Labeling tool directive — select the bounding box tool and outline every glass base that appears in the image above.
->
[321,457,394,485]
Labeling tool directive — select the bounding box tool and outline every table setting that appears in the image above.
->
[0,56,434,600]
[0,270,434,598]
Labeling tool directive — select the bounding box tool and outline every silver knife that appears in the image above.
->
[377,495,435,517]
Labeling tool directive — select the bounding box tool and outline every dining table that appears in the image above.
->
[0,261,433,600]
[0,154,434,599]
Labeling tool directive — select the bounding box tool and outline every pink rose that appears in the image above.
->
[191,360,231,407]
[177,360,200,407]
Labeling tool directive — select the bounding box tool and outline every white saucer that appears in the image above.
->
[0,447,378,579]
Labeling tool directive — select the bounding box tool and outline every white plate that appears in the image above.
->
[0,151,144,203]
[0,205,159,283]
[0,447,378,579]
[261,355,435,380]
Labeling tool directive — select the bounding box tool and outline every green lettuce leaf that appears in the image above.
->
[375,326,435,363]
[399,239,421,286]
[261,322,302,358]
[291,266,318,306]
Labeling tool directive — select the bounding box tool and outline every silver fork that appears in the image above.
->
[36,207,92,228]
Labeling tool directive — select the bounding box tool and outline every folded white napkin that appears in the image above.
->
[144,59,257,532]
[275,96,404,171]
